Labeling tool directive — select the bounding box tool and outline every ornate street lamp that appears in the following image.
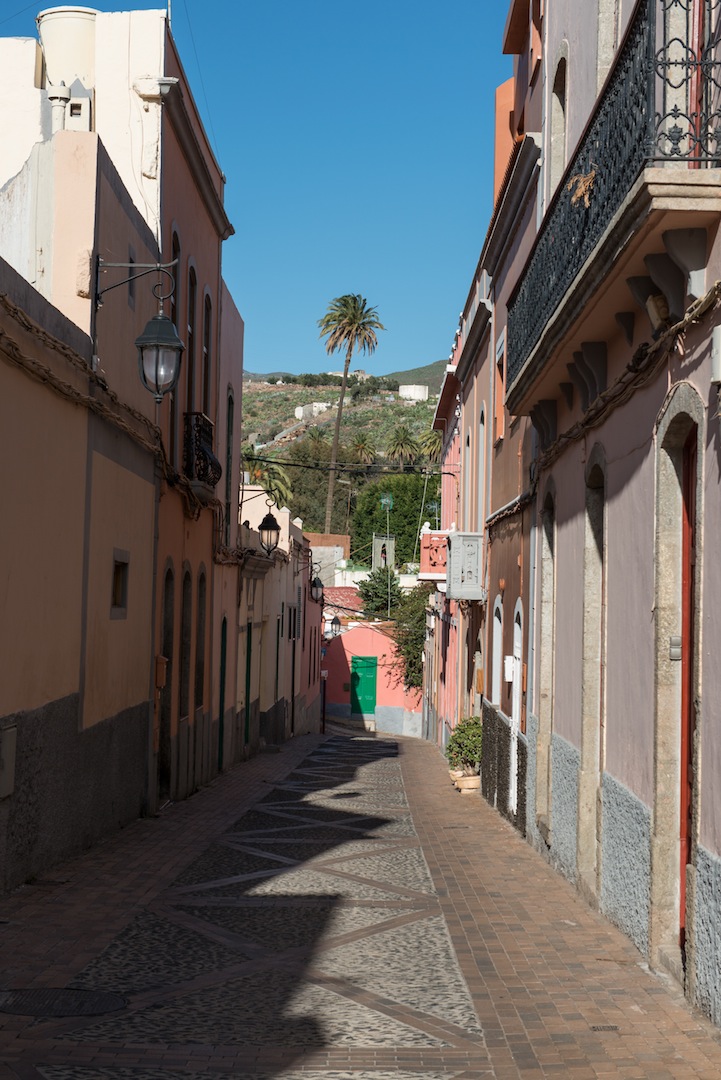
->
[135,311,184,403]
[95,257,184,403]
[331,615,341,637]
[310,575,324,604]
[259,509,281,555]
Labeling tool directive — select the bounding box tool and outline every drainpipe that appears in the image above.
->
[48,82,70,133]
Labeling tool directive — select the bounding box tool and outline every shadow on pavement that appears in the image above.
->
[50,733,404,1076]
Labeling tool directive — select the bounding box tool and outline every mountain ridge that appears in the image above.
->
[243,358,447,394]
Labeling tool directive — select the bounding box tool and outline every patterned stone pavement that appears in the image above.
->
[2,729,721,1078]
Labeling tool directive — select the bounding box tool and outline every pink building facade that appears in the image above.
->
[0,7,320,891]
[326,625,422,739]
[425,0,721,1029]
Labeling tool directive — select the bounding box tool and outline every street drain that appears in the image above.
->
[0,988,126,1018]
[590,1024,620,1032]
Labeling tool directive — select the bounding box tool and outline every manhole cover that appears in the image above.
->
[0,988,126,1017]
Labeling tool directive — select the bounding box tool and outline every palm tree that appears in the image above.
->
[350,433,377,464]
[418,428,442,465]
[386,425,419,468]
[242,444,292,507]
[305,425,328,448]
[318,294,385,533]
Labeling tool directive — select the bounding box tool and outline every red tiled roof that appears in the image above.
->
[323,587,364,613]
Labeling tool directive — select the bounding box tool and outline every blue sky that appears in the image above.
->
[3,1,512,376]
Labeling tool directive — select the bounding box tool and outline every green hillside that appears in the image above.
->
[243,359,447,393]
[242,382,436,448]
[386,359,447,394]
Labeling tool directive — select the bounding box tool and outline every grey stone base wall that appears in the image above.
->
[260,698,286,746]
[232,698,261,762]
[423,702,437,743]
[375,705,422,739]
[525,714,541,848]
[175,710,216,800]
[599,771,650,955]
[517,733,527,838]
[1,694,149,894]
[481,701,525,833]
[693,845,721,1025]
[550,734,579,881]
[327,702,352,719]
[301,691,321,734]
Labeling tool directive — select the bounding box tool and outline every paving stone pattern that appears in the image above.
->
[1,730,721,1078]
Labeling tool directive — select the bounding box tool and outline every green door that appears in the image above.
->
[351,656,377,717]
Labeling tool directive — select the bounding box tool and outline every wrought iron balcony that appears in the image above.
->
[183,412,222,496]
[507,0,721,396]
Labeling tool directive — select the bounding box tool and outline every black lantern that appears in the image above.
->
[259,510,281,554]
[310,576,324,603]
[135,311,184,403]
[331,615,341,637]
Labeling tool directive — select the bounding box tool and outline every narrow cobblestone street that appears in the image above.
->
[2,731,721,1080]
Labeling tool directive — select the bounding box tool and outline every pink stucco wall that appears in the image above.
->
[325,625,421,714]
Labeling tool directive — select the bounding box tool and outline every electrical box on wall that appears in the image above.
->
[446,532,487,601]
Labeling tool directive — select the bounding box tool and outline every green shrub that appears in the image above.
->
[445,716,482,774]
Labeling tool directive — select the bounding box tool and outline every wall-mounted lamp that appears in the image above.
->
[310,575,324,604]
[134,311,184,402]
[259,509,281,555]
[95,258,184,403]
[331,615,341,637]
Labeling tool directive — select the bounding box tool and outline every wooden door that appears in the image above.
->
[351,657,377,718]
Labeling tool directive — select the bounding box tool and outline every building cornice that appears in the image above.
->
[482,133,540,278]
[138,78,234,242]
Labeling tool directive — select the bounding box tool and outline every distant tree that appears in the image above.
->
[394,583,433,689]
[358,566,402,617]
[386,425,419,466]
[318,294,385,534]
[242,445,292,507]
[351,473,428,565]
[418,428,442,464]
[306,426,328,447]
[350,433,376,464]
[285,435,346,533]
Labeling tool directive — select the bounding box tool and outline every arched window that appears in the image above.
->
[477,405,486,532]
[186,268,197,412]
[492,596,503,705]
[169,233,181,466]
[224,390,234,546]
[550,57,568,193]
[510,601,524,814]
[202,295,212,417]
[464,428,472,530]
[180,570,192,720]
[195,571,207,710]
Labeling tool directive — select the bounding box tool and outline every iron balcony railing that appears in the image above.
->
[507,0,721,390]
[183,412,222,489]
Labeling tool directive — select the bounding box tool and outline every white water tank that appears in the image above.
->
[36,7,97,88]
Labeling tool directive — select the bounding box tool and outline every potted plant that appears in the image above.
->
[445,716,482,793]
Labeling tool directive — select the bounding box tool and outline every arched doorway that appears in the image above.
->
[652,384,703,978]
